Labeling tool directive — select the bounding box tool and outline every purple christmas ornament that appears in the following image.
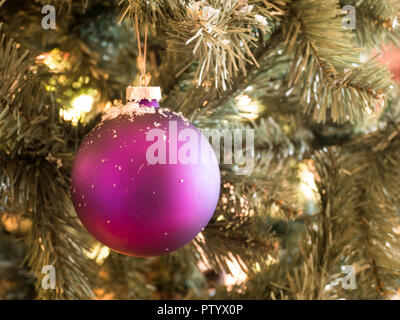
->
[71,102,220,257]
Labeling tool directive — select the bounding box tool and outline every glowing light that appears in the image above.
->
[391,289,400,300]
[269,203,281,219]
[224,254,248,290]
[236,94,252,107]
[36,49,70,72]
[359,52,369,63]
[60,94,95,125]
[94,288,115,300]
[104,101,112,112]
[1,214,32,234]
[72,94,94,113]
[235,94,263,120]
[195,240,248,293]
[393,17,399,29]
[299,163,318,200]
[85,243,110,265]
[1,214,19,232]
[265,254,278,266]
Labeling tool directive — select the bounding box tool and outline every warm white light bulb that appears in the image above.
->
[299,164,318,200]
[235,94,262,120]
[72,94,94,113]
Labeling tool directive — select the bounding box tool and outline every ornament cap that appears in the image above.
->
[126,86,162,102]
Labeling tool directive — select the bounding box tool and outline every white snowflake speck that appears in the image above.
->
[101,101,156,122]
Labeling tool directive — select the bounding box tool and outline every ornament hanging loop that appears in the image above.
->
[139,73,144,87]
[135,9,149,87]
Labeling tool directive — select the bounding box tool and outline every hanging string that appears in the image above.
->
[143,20,148,76]
[134,10,148,87]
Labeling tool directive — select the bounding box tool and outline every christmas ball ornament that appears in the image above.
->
[71,86,220,257]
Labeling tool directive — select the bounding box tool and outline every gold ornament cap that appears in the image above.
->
[126,86,162,102]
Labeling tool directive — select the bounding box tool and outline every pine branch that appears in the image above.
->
[118,0,168,28]
[96,253,154,299]
[0,229,35,299]
[252,129,400,300]
[162,0,279,90]
[0,24,97,299]
[283,0,393,123]
[337,124,400,298]
[162,30,285,120]
[187,117,304,282]
[339,0,400,48]
[219,149,352,299]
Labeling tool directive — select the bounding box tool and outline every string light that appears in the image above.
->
[36,48,70,72]
[59,94,95,125]
[298,163,318,201]
[393,17,399,29]
[235,94,263,120]
[224,253,248,291]
[103,101,113,112]
[195,236,247,293]
[72,94,94,113]
[84,243,110,265]
[37,50,97,125]
[1,214,32,234]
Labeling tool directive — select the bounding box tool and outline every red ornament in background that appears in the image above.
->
[377,43,400,81]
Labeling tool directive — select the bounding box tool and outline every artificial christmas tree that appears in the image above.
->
[0,0,400,300]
